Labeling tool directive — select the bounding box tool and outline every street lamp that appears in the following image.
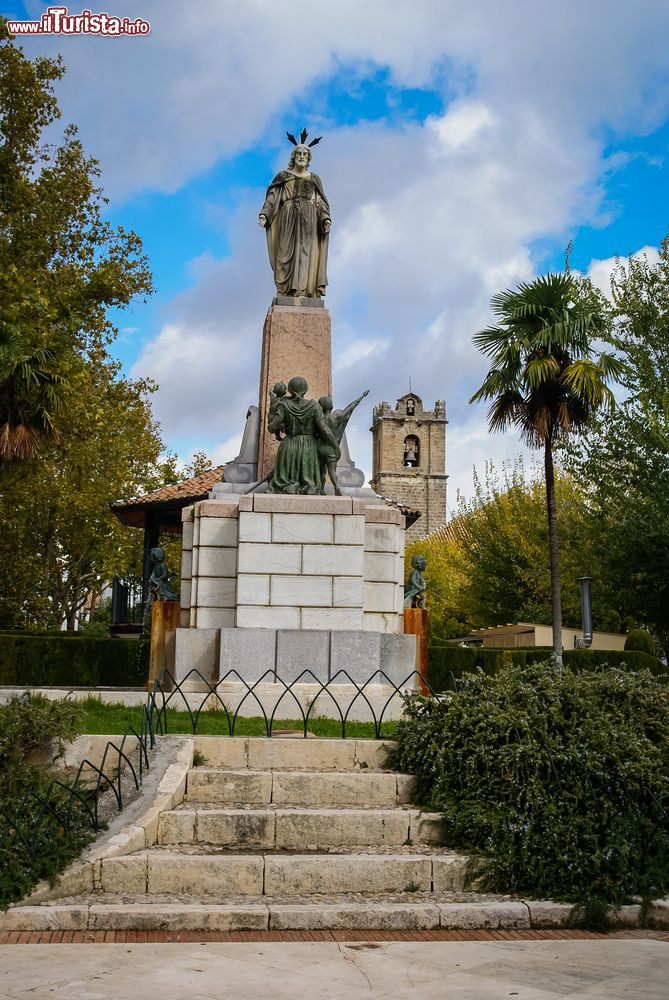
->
[574,576,593,649]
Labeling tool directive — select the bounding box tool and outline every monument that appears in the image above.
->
[174,131,419,706]
[220,130,364,491]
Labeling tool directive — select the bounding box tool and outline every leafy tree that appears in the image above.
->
[414,460,620,638]
[181,450,213,478]
[0,20,152,461]
[0,354,164,629]
[470,273,624,662]
[565,237,669,654]
[0,22,164,627]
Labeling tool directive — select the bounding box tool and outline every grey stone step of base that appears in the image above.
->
[99,852,469,897]
[186,768,415,807]
[193,735,394,772]
[158,807,443,850]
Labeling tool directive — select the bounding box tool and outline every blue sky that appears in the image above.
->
[4,1,669,509]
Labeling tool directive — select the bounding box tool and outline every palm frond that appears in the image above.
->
[560,359,616,409]
[487,391,525,433]
[524,355,560,388]
[471,269,612,445]
[596,352,629,382]
[0,422,41,460]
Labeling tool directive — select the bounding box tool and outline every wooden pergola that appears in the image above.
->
[110,466,225,605]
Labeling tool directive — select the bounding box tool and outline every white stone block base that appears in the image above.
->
[180,494,407,635]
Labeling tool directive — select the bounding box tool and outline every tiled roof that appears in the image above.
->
[377,494,421,525]
[111,466,225,510]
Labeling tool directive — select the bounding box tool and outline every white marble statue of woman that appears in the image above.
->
[258,131,331,298]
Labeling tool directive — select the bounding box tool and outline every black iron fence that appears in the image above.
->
[147,667,438,740]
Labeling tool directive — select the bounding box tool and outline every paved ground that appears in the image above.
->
[1,933,668,999]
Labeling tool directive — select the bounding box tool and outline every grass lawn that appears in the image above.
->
[78,697,397,740]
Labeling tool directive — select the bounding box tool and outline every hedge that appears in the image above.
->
[0,634,149,687]
[427,643,664,692]
[390,662,669,927]
[0,694,93,908]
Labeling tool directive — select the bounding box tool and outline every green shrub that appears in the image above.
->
[0,694,94,909]
[0,634,148,687]
[625,628,655,655]
[427,643,663,692]
[390,661,669,926]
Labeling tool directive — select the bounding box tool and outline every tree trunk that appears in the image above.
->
[544,435,563,664]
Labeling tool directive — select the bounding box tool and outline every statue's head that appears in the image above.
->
[150,547,165,562]
[273,381,287,397]
[412,554,427,571]
[318,396,333,413]
[288,144,312,170]
[287,376,308,398]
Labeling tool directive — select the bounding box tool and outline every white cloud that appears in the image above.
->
[334,337,390,373]
[429,101,495,150]
[22,0,668,200]
[25,0,663,506]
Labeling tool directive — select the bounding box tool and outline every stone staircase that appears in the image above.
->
[7,737,538,932]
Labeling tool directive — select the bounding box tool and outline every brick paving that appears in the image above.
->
[0,928,667,945]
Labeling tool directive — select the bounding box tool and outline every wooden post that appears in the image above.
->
[141,510,161,608]
[403,607,429,695]
[147,600,180,690]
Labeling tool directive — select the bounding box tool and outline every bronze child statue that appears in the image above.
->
[404,554,427,608]
[318,389,369,495]
[148,547,179,602]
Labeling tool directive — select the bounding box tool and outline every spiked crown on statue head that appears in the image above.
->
[286,128,322,148]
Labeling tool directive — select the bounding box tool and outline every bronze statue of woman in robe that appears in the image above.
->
[259,137,331,299]
[266,377,339,494]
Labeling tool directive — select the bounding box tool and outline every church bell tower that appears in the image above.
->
[370,393,447,541]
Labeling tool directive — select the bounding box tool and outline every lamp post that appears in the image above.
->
[575,576,593,649]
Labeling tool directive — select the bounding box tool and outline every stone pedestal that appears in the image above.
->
[221,301,365,491]
[404,607,429,695]
[175,494,418,693]
[257,304,332,482]
[181,494,405,633]
[148,600,180,690]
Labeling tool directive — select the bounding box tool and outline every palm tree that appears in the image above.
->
[470,272,625,663]
[0,338,67,462]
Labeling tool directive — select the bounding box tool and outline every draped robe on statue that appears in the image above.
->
[267,396,325,494]
[260,172,330,298]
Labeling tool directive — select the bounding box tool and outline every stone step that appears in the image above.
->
[193,735,394,772]
[5,892,659,932]
[186,768,414,807]
[158,807,443,850]
[99,851,469,897]
[3,894,564,932]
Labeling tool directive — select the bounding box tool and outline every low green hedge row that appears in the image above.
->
[427,643,664,692]
[0,634,148,687]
